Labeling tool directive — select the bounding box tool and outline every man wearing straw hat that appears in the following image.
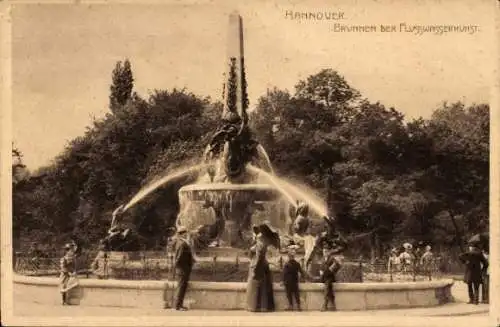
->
[282,244,306,311]
[172,226,195,311]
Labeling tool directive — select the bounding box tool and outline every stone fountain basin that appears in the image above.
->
[178,183,281,202]
[84,258,363,283]
[14,274,454,311]
[91,251,362,282]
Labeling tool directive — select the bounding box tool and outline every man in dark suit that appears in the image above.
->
[459,244,488,305]
[320,247,341,311]
[173,226,195,311]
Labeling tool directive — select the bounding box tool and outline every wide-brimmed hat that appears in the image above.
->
[255,221,280,249]
[260,220,277,232]
[468,233,488,248]
[403,243,412,250]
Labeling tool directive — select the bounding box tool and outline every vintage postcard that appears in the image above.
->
[1,0,498,326]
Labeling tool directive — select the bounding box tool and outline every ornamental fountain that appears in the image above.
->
[100,11,337,276]
[103,9,351,266]
[13,11,455,312]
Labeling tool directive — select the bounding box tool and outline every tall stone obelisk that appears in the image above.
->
[222,11,248,124]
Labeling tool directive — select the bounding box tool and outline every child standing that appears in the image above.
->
[282,246,306,311]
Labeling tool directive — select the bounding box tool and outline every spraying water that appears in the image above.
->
[123,163,209,211]
[255,144,274,174]
[248,165,328,217]
[276,177,329,217]
[247,165,296,206]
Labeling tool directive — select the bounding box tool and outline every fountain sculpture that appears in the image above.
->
[98,11,348,276]
[176,13,287,250]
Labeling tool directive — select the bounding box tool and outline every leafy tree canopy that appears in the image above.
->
[13,65,489,259]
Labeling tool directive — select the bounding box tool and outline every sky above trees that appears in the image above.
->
[11,1,494,169]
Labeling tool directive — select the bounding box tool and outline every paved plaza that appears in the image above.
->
[10,281,491,327]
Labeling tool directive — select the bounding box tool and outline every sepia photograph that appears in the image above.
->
[1,0,498,326]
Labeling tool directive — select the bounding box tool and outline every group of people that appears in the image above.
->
[387,243,435,275]
[386,240,489,304]
[170,221,342,312]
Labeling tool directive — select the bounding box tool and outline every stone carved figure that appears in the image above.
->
[288,201,311,236]
[102,205,144,252]
[191,200,229,249]
[204,119,261,184]
[191,199,266,250]
[303,216,348,279]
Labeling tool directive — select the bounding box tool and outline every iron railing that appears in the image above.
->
[13,250,449,283]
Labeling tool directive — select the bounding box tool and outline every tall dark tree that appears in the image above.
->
[226,58,238,114]
[295,69,361,107]
[109,59,134,114]
[240,58,249,123]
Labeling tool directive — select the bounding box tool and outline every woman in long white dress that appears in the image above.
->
[398,243,414,274]
[387,248,401,274]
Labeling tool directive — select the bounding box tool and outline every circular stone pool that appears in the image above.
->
[14,274,454,311]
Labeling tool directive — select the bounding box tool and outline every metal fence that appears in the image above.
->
[361,259,445,282]
[13,250,451,283]
[13,250,97,277]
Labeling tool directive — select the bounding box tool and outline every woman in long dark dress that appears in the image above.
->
[246,222,280,312]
